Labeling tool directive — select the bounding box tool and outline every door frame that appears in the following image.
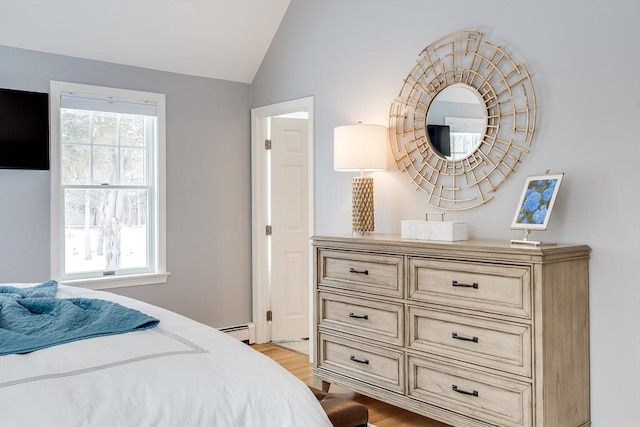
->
[251,96,315,347]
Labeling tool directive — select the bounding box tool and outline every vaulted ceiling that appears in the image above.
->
[0,0,291,84]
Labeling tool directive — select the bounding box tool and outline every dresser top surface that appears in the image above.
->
[312,234,590,260]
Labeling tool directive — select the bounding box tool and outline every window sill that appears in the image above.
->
[60,272,171,290]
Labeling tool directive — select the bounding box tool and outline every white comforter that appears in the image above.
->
[0,284,332,427]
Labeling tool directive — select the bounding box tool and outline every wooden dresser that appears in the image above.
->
[312,235,590,427]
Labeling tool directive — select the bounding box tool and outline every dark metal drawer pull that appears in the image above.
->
[349,355,370,364]
[452,385,478,397]
[349,267,369,275]
[349,312,369,320]
[452,332,478,343]
[452,280,478,289]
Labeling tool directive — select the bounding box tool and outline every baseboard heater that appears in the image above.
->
[219,323,255,344]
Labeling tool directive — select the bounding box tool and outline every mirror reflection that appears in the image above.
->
[426,84,486,160]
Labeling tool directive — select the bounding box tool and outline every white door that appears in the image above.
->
[269,117,309,341]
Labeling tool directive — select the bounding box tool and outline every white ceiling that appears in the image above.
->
[0,0,291,84]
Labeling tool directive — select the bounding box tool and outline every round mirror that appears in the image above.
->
[389,31,537,210]
[425,84,486,160]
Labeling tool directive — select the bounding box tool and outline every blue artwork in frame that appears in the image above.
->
[511,173,564,231]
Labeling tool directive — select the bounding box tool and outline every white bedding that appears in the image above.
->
[0,284,332,427]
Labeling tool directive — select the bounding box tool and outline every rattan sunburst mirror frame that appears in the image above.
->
[389,30,537,211]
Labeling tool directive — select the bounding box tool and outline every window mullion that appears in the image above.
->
[116,114,121,186]
[61,184,151,191]
[90,111,95,185]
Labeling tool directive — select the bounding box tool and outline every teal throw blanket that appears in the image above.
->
[0,281,159,356]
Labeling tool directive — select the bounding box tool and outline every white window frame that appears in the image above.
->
[50,81,169,289]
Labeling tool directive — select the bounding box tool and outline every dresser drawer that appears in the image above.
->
[407,306,531,377]
[319,292,403,346]
[318,249,403,298]
[318,333,404,393]
[408,356,532,427]
[408,258,531,318]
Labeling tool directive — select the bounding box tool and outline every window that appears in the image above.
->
[444,116,485,160]
[50,82,168,288]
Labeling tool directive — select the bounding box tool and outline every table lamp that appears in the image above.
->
[334,123,388,233]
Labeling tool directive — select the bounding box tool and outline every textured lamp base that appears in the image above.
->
[352,177,374,233]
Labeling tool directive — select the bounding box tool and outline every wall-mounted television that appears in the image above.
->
[427,124,451,157]
[0,88,50,170]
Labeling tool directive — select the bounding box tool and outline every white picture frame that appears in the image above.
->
[511,173,564,231]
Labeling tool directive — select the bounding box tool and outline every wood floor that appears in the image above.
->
[252,343,450,427]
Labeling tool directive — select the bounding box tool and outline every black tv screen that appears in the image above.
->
[0,88,50,170]
[427,124,451,157]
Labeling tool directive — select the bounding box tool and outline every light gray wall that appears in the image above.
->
[0,46,253,328]
[252,0,640,425]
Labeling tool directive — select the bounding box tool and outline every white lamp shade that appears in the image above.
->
[334,123,388,171]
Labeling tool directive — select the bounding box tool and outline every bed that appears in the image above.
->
[0,282,332,427]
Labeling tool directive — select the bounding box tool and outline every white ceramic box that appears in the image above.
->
[401,220,469,242]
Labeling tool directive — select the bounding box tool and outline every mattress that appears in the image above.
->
[0,283,332,427]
